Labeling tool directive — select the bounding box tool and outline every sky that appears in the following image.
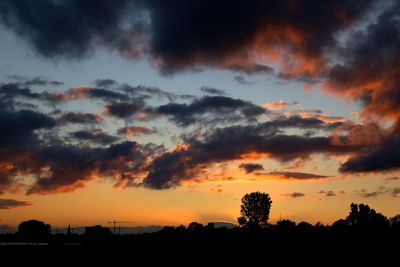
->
[0,0,399,229]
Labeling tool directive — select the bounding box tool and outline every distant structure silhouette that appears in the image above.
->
[107,220,135,235]
[67,224,72,236]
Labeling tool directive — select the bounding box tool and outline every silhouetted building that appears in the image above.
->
[67,224,72,236]
[84,225,111,240]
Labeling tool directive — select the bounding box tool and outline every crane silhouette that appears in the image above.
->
[107,220,136,235]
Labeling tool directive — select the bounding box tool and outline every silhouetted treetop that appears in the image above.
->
[345,203,390,229]
[390,215,400,228]
[238,191,272,228]
[18,219,52,242]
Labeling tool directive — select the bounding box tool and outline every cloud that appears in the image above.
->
[357,186,400,198]
[264,100,287,111]
[269,171,330,180]
[228,64,274,76]
[0,0,137,59]
[325,190,336,197]
[281,192,305,198]
[50,86,129,102]
[27,141,154,194]
[239,163,264,173]
[7,75,63,86]
[362,191,382,198]
[58,112,103,124]
[117,126,155,137]
[145,0,373,75]
[260,115,342,131]
[0,198,31,209]
[233,76,253,85]
[71,129,119,145]
[0,102,163,194]
[384,176,400,181]
[0,82,57,108]
[210,188,225,194]
[121,84,180,102]
[0,109,57,193]
[325,1,400,120]
[340,134,400,173]
[200,86,226,96]
[94,79,119,88]
[157,96,267,126]
[104,101,146,118]
[0,0,374,77]
[142,123,354,189]
[0,109,56,149]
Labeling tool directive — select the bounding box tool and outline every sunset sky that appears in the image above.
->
[0,0,399,229]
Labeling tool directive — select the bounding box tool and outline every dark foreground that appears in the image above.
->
[1,227,399,265]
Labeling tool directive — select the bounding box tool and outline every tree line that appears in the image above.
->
[2,191,400,244]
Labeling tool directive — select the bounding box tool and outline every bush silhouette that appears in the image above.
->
[18,219,52,243]
[238,191,272,228]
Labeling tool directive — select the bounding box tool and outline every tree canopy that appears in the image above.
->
[18,219,52,242]
[238,191,272,228]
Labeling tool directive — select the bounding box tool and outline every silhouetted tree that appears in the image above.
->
[346,203,390,229]
[18,219,52,243]
[188,222,204,231]
[238,192,272,228]
[297,221,313,231]
[277,219,296,231]
[390,214,400,228]
[332,219,348,230]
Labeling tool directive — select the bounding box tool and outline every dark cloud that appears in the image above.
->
[260,115,342,130]
[146,0,373,74]
[281,192,305,198]
[239,163,264,173]
[318,190,338,197]
[85,88,129,101]
[157,96,267,126]
[0,0,374,76]
[0,99,162,194]
[0,198,31,209]
[340,134,400,173]
[0,82,47,108]
[362,191,381,198]
[58,112,102,124]
[200,86,226,96]
[325,190,336,197]
[71,130,119,145]
[326,1,400,119]
[0,0,137,59]
[121,84,179,102]
[233,76,253,85]
[104,101,145,118]
[228,64,274,76]
[0,109,56,193]
[7,75,63,86]
[357,186,400,199]
[27,141,152,194]
[94,79,118,88]
[269,171,330,180]
[142,123,352,189]
[0,109,56,149]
